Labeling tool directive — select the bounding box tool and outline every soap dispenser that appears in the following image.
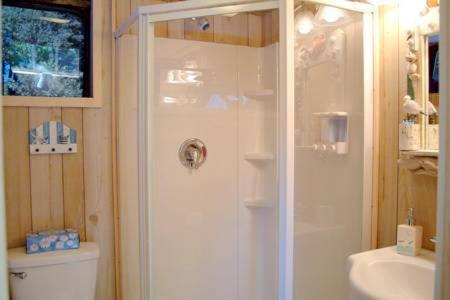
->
[397,208,423,256]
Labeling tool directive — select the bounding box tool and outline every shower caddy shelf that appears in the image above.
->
[312,111,347,117]
[312,111,349,155]
[244,198,273,208]
[243,89,274,100]
[244,153,274,161]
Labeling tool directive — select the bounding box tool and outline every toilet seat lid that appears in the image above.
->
[8,242,99,269]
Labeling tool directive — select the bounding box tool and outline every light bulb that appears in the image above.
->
[296,10,314,34]
[316,6,350,24]
[318,6,343,23]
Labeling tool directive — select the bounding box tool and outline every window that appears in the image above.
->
[2,1,91,98]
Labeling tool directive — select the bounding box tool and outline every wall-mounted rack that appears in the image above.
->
[29,121,77,155]
[400,149,439,158]
[244,152,274,161]
[313,111,348,155]
[243,89,274,101]
[244,198,273,208]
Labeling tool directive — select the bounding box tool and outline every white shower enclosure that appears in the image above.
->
[114,0,374,299]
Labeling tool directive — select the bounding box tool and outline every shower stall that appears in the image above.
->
[114,0,374,299]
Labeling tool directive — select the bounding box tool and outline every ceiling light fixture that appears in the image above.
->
[316,6,344,23]
[295,10,315,35]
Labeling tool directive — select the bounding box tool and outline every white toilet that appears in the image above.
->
[7,242,99,300]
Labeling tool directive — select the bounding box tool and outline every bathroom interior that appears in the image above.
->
[0,0,449,299]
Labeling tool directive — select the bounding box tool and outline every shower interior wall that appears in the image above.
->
[116,11,280,300]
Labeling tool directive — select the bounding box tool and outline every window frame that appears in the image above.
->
[2,0,102,108]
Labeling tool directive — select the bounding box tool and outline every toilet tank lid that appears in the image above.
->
[8,242,99,269]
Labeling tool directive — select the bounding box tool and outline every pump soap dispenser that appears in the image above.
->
[397,208,423,256]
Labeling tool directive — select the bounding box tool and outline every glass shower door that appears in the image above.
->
[293,2,372,299]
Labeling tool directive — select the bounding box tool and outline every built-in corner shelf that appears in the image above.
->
[312,111,348,118]
[243,89,274,101]
[400,149,439,157]
[244,152,274,161]
[244,198,273,208]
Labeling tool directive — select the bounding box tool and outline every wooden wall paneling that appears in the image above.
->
[84,0,115,299]
[377,2,439,251]
[3,108,32,248]
[29,108,64,233]
[213,14,249,46]
[168,19,185,39]
[371,6,381,249]
[132,0,168,37]
[429,93,439,107]
[262,10,279,47]
[115,0,131,29]
[262,11,272,46]
[61,108,86,241]
[155,20,168,38]
[377,3,400,248]
[248,13,263,47]
[271,10,279,44]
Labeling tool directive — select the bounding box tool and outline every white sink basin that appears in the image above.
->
[347,247,435,300]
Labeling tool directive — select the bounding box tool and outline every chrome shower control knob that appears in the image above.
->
[178,138,207,169]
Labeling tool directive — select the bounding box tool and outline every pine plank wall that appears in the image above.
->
[3,0,115,299]
[377,1,439,252]
[115,0,279,47]
[2,1,278,299]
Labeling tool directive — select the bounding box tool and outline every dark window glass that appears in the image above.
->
[2,3,90,97]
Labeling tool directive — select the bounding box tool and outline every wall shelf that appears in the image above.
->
[243,89,274,100]
[400,149,439,157]
[244,153,274,161]
[244,198,273,208]
[312,111,348,118]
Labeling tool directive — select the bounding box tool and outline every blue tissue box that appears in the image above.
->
[26,229,80,254]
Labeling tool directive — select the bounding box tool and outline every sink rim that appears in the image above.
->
[348,246,435,299]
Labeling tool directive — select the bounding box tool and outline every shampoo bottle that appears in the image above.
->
[397,208,423,256]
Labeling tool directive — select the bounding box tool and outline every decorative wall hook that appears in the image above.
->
[29,121,77,155]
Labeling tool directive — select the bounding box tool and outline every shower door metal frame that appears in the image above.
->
[115,0,375,298]
[116,1,282,299]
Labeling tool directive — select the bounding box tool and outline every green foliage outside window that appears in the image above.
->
[2,5,90,97]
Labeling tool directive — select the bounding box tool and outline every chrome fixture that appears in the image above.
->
[191,17,210,31]
[179,138,207,169]
[10,272,27,279]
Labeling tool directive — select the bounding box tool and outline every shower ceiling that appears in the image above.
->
[294,2,358,34]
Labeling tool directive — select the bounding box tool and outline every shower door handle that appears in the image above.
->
[179,138,207,169]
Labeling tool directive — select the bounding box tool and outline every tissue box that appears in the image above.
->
[26,229,80,254]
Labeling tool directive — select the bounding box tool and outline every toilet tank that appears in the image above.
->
[8,242,99,300]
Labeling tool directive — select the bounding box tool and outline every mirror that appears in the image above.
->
[404,3,440,154]
[425,34,439,150]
